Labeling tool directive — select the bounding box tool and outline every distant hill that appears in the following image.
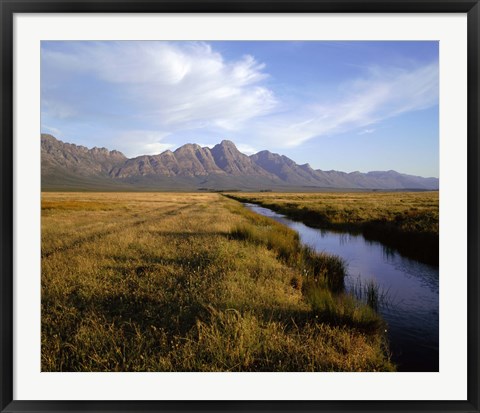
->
[41,134,439,191]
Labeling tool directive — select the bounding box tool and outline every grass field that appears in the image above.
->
[225,192,439,265]
[42,192,393,372]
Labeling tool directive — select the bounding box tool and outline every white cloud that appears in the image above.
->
[112,130,172,157]
[42,124,62,136]
[140,142,175,156]
[358,128,375,135]
[197,143,215,149]
[41,42,438,156]
[42,42,277,135]
[236,143,258,155]
[255,62,438,148]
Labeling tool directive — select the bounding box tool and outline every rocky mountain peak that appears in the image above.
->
[174,143,201,153]
[219,139,237,149]
[253,150,278,160]
[41,134,439,191]
[41,134,127,178]
[210,140,272,177]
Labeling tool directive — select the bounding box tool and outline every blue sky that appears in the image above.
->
[41,41,439,177]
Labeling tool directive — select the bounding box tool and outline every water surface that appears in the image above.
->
[244,203,439,372]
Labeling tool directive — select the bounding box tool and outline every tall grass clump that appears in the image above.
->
[229,207,302,263]
[349,277,392,311]
[299,247,346,293]
[365,280,379,310]
[305,287,385,334]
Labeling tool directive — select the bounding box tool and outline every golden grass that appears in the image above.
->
[42,192,393,372]
[225,191,438,233]
[225,191,439,264]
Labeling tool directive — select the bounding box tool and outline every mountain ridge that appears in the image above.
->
[41,134,439,191]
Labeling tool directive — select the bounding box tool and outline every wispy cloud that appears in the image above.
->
[42,41,277,139]
[358,128,375,135]
[41,41,438,158]
[255,62,438,148]
[113,130,172,157]
[236,143,258,155]
[42,124,62,136]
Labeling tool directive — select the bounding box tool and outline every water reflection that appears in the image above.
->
[244,203,439,372]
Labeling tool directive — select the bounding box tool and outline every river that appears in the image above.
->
[244,203,439,372]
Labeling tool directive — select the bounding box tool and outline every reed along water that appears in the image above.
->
[244,203,439,372]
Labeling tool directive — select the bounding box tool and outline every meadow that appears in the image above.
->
[225,192,439,265]
[42,192,393,372]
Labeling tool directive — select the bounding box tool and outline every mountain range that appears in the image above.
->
[41,134,439,191]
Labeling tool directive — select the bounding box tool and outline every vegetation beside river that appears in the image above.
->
[225,191,439,265]
[42,192,393,372]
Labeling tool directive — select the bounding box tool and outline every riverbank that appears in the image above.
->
[224,192,439,266]
[42,192,394,372]
[242,201,439,372]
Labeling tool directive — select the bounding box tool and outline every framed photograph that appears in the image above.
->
[1,0,479,412]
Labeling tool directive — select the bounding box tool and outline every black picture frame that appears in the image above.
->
[1,1,479,412]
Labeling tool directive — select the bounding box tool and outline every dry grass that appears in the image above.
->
[225,192,439,264]
[42,192,393,372]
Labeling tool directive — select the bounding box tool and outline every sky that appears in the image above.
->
[41,41,439,178]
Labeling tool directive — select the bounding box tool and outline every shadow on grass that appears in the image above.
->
[225,195,438,266]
